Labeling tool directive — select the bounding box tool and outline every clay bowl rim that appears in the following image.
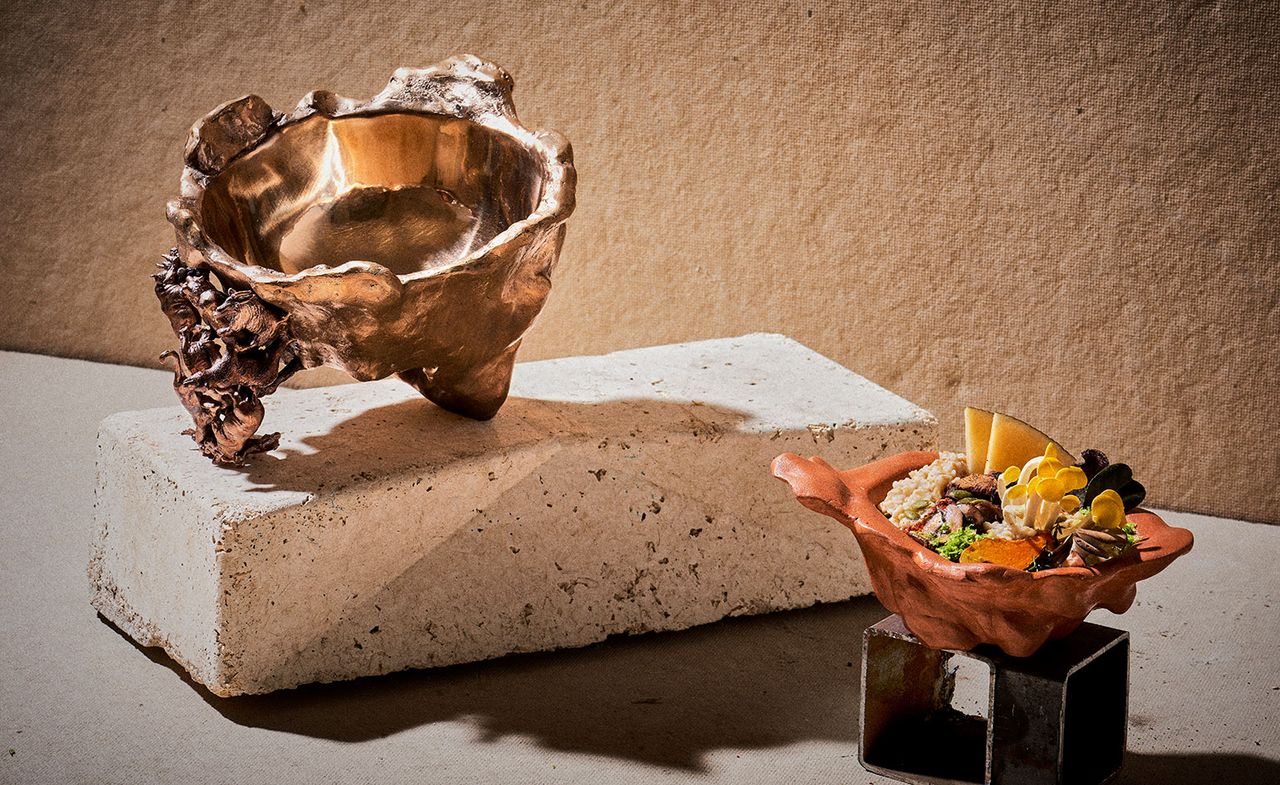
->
[771,449,1194,584]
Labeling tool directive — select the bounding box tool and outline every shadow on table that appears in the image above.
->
[107,606,1280,777]
[109,598,886,771]
[1119,752,1280,784]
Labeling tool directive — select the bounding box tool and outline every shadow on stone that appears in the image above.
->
[104,598,887,771]
[227,392,752,496]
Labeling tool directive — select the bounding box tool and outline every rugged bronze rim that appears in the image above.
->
[154,56,576,465]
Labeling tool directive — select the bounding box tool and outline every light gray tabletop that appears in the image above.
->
[2,351,1277,784]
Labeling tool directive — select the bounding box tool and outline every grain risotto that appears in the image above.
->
[871,408,1149,571]
[879,452,967,527]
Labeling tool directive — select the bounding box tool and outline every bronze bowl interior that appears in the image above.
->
[199,112,547,277]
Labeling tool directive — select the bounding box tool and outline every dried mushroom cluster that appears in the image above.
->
[153,250,300,464]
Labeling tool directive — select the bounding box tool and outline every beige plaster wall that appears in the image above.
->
[2,1,1277,522]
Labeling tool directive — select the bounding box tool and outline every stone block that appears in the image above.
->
[90,334,935,695]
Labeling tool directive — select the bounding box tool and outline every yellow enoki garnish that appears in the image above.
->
[1056,465,1087,490]
[1090,489,1127,529]
[1001,444,1090,531]
[1044,443,1066,464]
[1055,489,1127,543]
[1030,475,1064,501]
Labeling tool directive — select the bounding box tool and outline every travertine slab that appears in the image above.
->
[90,334,935,695]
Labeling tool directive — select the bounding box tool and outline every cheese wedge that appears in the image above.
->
[982,412,1074,474]
[963,407,994,476]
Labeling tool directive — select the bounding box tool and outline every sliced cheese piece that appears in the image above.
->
[963,406,994,476]
[982,412,1074,474]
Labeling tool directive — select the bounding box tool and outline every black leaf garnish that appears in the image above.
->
[1082,462,1146,512]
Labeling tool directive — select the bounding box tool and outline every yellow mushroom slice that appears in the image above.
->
[1055,466,1087,493]
[1090,489,1127,529]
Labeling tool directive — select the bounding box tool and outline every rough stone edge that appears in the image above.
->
[89,425,229,692]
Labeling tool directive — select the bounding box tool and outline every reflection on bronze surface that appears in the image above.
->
[157,56,575,464]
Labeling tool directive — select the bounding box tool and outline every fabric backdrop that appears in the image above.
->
[2,1,1277,522]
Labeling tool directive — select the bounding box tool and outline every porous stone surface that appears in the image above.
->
[90,334,936,696]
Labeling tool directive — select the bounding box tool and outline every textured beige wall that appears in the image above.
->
[1,1,1277,522]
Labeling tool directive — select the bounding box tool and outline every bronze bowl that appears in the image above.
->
[771,451,1194,656]
[155,55,575,464]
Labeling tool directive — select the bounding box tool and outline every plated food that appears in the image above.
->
[880,407,1146,571]
[771,408,1194,655]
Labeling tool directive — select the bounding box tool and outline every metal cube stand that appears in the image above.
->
[861,615,1129,785]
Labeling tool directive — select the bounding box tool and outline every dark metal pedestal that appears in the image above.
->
[861,615,1129,785]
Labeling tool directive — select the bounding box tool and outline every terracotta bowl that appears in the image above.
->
[771,450,1193,656]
